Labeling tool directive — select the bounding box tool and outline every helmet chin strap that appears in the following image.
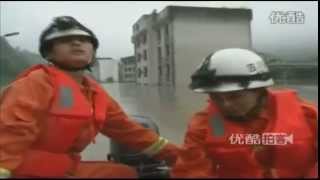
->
[47,56,96,72]
[52,61,89,72]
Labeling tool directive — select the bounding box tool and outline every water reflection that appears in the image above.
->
[106,83,207,143]
[82,83,318,160]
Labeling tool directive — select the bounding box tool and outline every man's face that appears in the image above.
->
[48,35,94,69]
[209,89,261,118]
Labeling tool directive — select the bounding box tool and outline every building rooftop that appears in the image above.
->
[120,56,136,64]
[96,57,113,60]
[133,5,252,34]
[135,5,252,23]
[159,5,252,20]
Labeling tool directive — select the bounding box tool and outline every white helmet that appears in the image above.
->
[39,16,99,59]
[190,48,274,93]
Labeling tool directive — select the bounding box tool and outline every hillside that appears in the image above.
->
[0,36,43,86]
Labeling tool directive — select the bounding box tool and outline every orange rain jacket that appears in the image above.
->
[0,65,179,178]
[171,89,318,178]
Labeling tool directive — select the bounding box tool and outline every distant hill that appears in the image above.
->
[251,50,317,85]
[255,51,284,65]
[0,36,44,87]
[256,50,318,65]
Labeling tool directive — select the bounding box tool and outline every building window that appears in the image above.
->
[138,68,142,78]
[165,24,169,36]
[166,64,170,81]
[142,33,147,44]
[144,67,148,77]
[165,44,170,57]
[136,38,140,48]
[137,53,141,62]
[157,29,161,42]
[143,50,147,61]
[158,66,162,76]
[158,47,162,61]
[165,24,169,42]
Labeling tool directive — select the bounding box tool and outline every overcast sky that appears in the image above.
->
[0,1,318,61]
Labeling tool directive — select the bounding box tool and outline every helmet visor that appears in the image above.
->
[44,29,91,41]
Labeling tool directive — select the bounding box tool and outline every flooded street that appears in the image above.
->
[82,83,318,160]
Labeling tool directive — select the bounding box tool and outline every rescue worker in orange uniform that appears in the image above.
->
[171,48,318,178]
[0,16,179,178]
